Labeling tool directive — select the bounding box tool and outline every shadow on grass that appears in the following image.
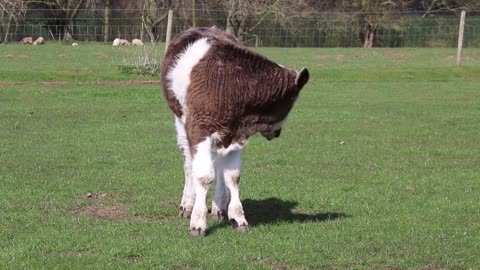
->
[242,197,349,226]
[208,197,349,234]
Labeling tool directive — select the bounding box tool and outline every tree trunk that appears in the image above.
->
[66,18,74,40]
[363,26,375,48]
[225,8,246,41]
[3,13,14,43]
[104,0,111,42]
[191,0,196,27]
[226,8,236,36]
[142,0,169,44]
[145,25,155,44]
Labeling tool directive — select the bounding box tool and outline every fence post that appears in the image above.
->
[456,10,466,66]
[165,9,174,54]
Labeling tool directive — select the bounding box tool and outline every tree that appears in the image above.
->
[142,0,175,44]
[103,0,110,42]
[420,0,480,15]
[339,0,412,48]
[34,0,97,39]
[214,0,312,41]
[0,0,27,43]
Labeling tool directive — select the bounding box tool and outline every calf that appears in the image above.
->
[161,27,309,236]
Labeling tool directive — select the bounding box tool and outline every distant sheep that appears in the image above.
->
[112,38,130,46]
[119,39,130,46]
[19,37,33,44]
[33,37,45,45]
[132,39,144,46]
[72,42,79,46]
[112,38,120,46]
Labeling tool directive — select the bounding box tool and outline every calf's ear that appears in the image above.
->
[295,67,309,89]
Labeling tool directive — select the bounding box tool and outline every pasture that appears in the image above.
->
[1,43,479,269]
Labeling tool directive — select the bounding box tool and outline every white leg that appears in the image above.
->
[223,149,249,232]
[175,117,195,218]
[211,157,228,220]
[190,137,215,236]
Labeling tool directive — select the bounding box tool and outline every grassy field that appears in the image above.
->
[1,43,480,269]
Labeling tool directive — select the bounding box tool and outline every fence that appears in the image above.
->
[1,9,480,48]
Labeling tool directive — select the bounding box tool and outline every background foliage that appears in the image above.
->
[2,0,480,47]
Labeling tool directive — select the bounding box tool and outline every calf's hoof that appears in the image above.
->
[236,224,250,232]
[230,219,249,232]
[210,210,227,221]
[178,206,192,219]
[189,227,206,237]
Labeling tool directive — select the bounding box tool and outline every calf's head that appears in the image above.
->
[259,67,310,140]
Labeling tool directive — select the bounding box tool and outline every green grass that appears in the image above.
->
[0,42,165,82]
[1,44,480,269]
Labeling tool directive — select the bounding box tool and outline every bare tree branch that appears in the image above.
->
[0,0,27,43]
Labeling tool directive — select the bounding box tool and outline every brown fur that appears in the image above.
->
[162,27,309,152]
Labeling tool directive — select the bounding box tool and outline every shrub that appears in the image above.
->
[116,46,161,76]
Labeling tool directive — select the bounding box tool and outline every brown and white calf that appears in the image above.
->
[161,27,309,236]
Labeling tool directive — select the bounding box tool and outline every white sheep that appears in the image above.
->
[119,39,130,46]
[72,42,79,46]
[19,37,33,44]
[33,37,45,45]
[112,38,130,46]
[132,39,144,46]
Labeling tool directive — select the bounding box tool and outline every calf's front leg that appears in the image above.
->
[211,157,228,220]
[175,117,195,218]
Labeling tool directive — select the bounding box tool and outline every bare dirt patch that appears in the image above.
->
[75,205,129,220]
[5,54,16,59]
[349,52,372,60]
[97,54,110,60]
[444,55,455,61]
[443,55,477,61]
[126,255,142,262]
[314,54,333,60]
[73,204,169,222]
[58,54,67,58]
[383,51,413,62]
[41,81,67,86]
[248,258,298,270]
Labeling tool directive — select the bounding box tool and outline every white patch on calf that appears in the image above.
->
[167,38,211,114]
[211,132,244,156]
[216,143,244,156]
[192,137,215,181]
[175,116,189,152]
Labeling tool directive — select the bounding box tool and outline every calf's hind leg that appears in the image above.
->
[222,149,249,232]
[189,135,215,236]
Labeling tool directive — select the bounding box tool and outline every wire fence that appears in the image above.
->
[2,9,480,48]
